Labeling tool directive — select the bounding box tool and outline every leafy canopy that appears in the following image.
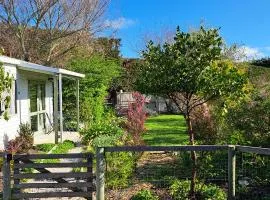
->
[65,55,121,125]
[137,26,247,114]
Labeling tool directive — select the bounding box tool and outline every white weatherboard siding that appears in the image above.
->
[0,64,55,149]
[0,63,19,148]
[0,56,84,149]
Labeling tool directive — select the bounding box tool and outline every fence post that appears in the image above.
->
[2,152,12,200]
[96,147,105,200]
[228,145,236,200]
[87,153,93,200]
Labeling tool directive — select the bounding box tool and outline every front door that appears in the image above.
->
[29,81,46,132]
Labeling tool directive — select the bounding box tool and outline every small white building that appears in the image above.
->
[0,56,85,150]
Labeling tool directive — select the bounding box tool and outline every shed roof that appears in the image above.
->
[0,55,85,78]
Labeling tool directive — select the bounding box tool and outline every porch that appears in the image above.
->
[0,56,85,146]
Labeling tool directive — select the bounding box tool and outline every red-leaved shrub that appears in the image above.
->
[126,92,147,145]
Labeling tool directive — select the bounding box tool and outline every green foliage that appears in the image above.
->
[0,60,12,120]
[64,54,121,126]
[106,152,136,189]
[137,26,246,102]
[237,185,270,200]
[35,143,55,153]
[131,189,159,200]
[225,93,270,146]
[80,119,124,145]
[92,133,123,147]
[173,151,227,183]
[51,140,75,154]
[169,179,226,200]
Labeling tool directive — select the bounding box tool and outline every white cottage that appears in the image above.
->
[0,56,85,150]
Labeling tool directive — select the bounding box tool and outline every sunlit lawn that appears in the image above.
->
[143,114,188,146]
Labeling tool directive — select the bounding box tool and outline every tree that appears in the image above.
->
[64,54,121,127]
[252,57,270,68]
[0,0,109,65]
[136,26,247,198]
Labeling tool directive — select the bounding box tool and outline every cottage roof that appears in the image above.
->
[0,55,85,78]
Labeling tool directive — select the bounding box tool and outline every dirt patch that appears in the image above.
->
[106,152,176,200]
[106,182,172,200]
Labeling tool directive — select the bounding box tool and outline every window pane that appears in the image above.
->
[30,115,38,132]
[29,82,37,113]
[39,113,46,130]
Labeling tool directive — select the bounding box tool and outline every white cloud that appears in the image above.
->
[104,17,136,30]
[238,46,265,61]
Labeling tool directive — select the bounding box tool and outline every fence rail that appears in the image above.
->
[97,145,270,200]
[1,145,269,200]
[2,152,94,200]
[236,145,270,155]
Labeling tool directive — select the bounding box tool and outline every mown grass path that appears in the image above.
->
[143,114,188,146]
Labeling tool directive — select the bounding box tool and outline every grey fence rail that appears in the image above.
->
[0,145,269,200]
[1,152,94,200]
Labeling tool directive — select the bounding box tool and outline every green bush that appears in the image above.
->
[36,143,55,153]
[65,55,121,125]
[169,179,226,200]
[131,189,159,200]
[92,133,123,147]
[51,140,75,154]
[106,152,136,189]
[80,121,124,145]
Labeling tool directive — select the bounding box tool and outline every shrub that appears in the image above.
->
[106,152,136,189]
[35,143,55,153]
[169,179,226,200]
[131,189,159,200]
[126,92,147,145]
[6,123,33,153]
[92,133,123,147]
[80,121,124,145]
[191,104,219,144]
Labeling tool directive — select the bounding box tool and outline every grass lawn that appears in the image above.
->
[143,114,188,146]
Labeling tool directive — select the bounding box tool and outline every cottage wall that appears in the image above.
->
[0,63,20,149]
[0,64,54,150]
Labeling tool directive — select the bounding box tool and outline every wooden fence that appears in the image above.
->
[96,145,270,200]
[0,145,269,200]
[2,152,94,200]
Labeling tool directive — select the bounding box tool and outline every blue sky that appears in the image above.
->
[104,0,270,59]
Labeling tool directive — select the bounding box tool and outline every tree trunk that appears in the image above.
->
[186,115,197,199]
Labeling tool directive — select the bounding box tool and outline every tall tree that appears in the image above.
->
[0,0,109,65]
[136,26,247,199]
